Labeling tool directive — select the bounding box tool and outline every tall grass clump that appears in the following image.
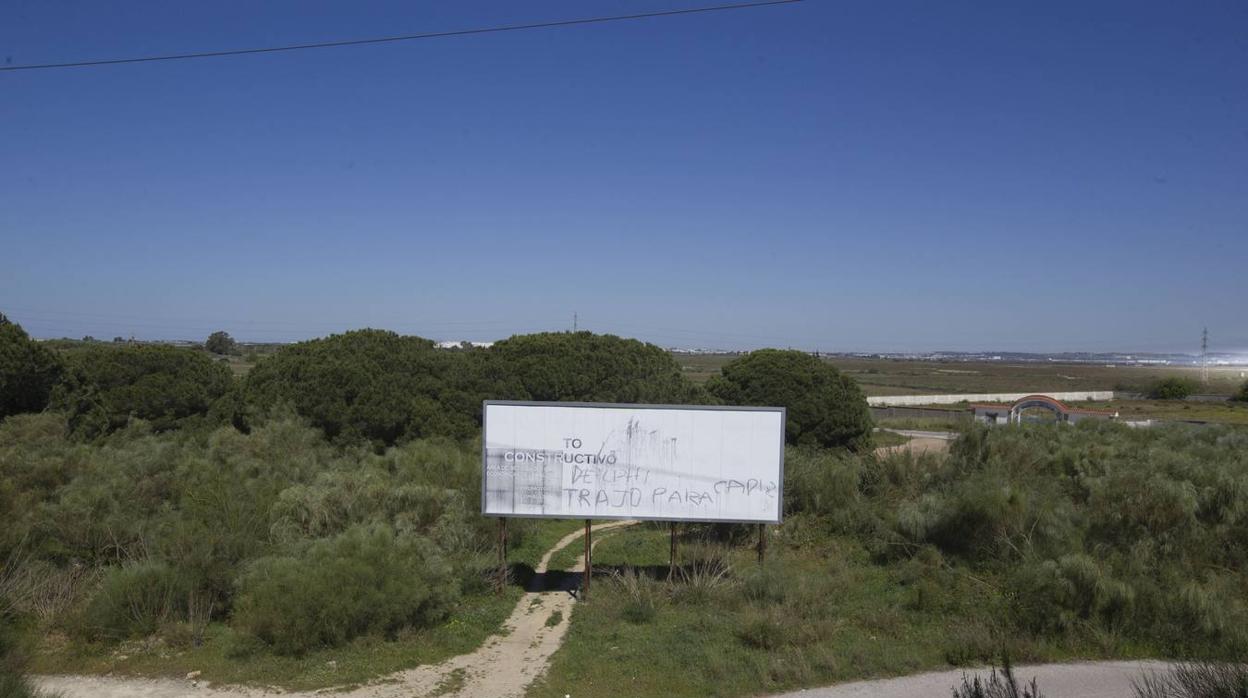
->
[1,557,56,698]
[952,656,1044,698]
[1133,662,1248,698]
[611,568,665,625]
[670,544,734,606]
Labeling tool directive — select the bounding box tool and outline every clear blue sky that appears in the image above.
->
[2,1,1245,353]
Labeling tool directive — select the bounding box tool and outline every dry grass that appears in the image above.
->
[1133,662,1248,698]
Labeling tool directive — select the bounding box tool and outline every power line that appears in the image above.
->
[1,0,801,73]
[1,305,519,330]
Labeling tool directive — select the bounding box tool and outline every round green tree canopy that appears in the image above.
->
[490,331,706,405]
[53,343,233,435]
[707,349,872,451]
[0,316,64,420]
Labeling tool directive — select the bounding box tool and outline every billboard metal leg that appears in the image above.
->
[497,518,507,593]
[583,519,592,601]
[669,522,677,580]
[757,523,766,564]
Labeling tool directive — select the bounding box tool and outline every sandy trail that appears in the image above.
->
[874,429,958,458]
[874,436,951,458]
[36,520,635,698]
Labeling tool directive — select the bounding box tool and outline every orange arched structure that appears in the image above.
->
[970,395,1117,425]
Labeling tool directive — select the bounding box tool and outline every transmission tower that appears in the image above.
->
[1201,327,1209,385]
[573,312,578,332]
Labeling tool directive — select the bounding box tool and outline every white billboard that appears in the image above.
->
[482,401,785,523]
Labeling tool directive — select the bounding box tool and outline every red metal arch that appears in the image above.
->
[1009,394,1071,416]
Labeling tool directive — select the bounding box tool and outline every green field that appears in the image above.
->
[678,354,1247,397]
[1078,399,1248,425]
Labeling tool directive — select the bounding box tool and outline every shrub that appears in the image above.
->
[1148,377,1199,400]
[52,344,234,436]
[233,525,458,655]
[1133,662,1248,698]
[0,317,63,421]
[0,613,45,698]
[79,561,192,640]
[783,446,861,520]
[707,349,872,451]
[1008,555,1134,634]
[0,559,97,626]
[1,548,55,698]
[1233,380,1248,403]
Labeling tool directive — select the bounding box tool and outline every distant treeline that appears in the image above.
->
[0,318,874,451]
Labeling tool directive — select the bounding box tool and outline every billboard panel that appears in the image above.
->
[482,401,785,523]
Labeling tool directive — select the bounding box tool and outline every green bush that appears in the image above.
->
[0,610,44,698]
[1233,380,1248,403]
[51,344,233,436]
[233,525,458,655]
[0,316,63,421]
[783,447,861,521]
[1008,555,1134,634]
[79,561,192,640]
[1148,377,1199,400]
[490,331,706,405]
[707,349,872,451]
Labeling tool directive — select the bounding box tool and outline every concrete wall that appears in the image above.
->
[867,391,1116,407]
[871,406,975,422]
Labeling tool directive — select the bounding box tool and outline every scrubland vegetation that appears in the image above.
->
[531,423,1248,697]
[0,319,873,689]
[2,314,1246,695]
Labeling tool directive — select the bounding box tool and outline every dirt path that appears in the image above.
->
[875,435,950,457]
[875,436,952,458]
[36,520,635,698]
[769,660,1174,698]
[874,429,957,458]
